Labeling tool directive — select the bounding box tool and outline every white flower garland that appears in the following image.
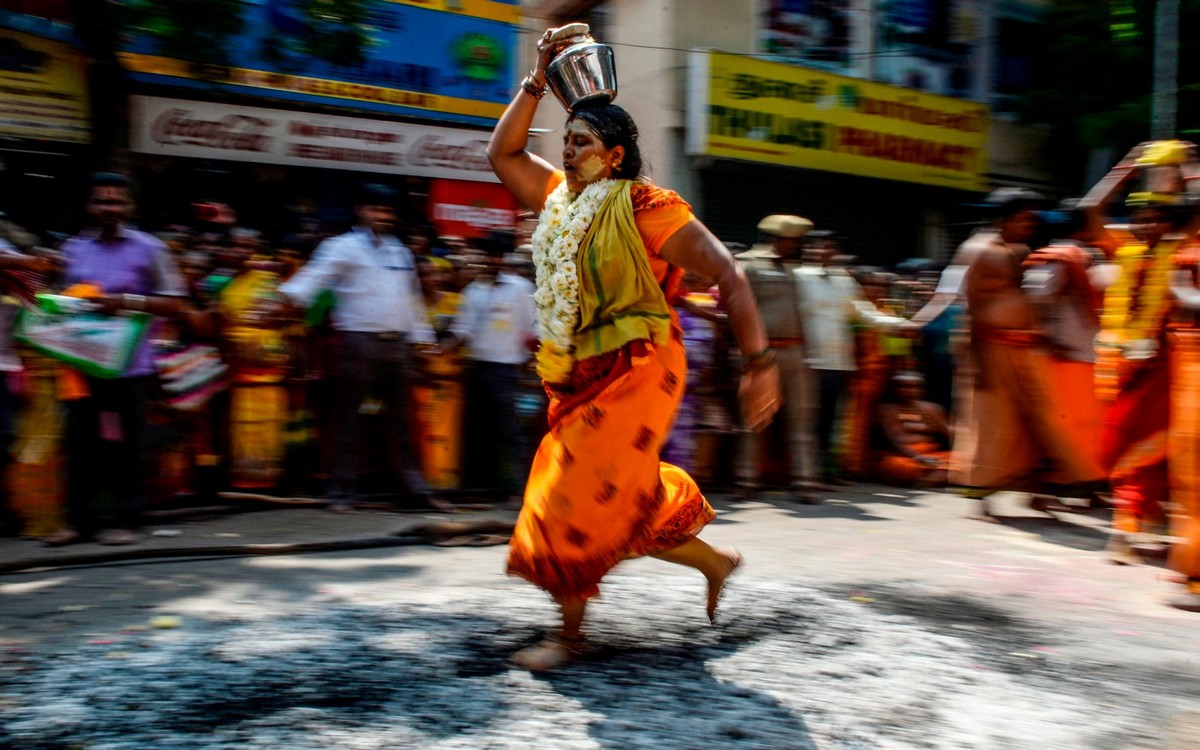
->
[530,178,616,350]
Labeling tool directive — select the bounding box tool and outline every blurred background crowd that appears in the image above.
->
[0,0,1198,609]
[0,170,1079,538]
[0,165,976,539]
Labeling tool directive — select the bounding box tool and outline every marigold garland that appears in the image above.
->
[1100,239,1177,349]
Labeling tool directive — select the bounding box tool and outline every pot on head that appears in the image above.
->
[545,39,617,112]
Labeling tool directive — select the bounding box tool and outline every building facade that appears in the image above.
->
[118,0,525,239]
[0,1,90,237]
[524,0,1053,263]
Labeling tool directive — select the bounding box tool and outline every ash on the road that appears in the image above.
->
[2,574,1196,750]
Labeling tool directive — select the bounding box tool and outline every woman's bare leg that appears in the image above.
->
[558,596,586,640]
[653,537,742,622]
[510,595,589,671]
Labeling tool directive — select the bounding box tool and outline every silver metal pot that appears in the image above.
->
[545,41,617,112]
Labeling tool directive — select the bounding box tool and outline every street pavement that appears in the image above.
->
[1,486,1199,749]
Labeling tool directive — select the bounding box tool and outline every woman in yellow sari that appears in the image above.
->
[413,256,465,490]
[486,27,782,670]
[219,257,290,489]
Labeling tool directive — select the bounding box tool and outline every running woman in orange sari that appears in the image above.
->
[487,26,781,670]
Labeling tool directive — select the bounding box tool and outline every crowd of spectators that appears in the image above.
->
[0,172,953,546]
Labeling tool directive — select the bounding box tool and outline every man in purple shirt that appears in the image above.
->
[43,173,185,547]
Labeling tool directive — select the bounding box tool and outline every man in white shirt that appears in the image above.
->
[450,229,537,502]
[279,184,437,510]
[796,230,904,483]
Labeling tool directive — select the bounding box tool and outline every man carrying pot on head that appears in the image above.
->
[1084,142,1199,573]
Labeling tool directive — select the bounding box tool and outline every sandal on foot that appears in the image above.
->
[1030,494,1072,515]
[1106,533,1140,566]
[732,483,758,501]
[42,529,86,547]
[788,482,821,505]
[968,499,1000,524]
[509,634,589,672]
[707,548,744,624]
[1169,590,1200,613]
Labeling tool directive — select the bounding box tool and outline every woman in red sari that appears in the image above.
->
[487,27,782,670]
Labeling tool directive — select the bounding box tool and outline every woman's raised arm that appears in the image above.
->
[487,32,562,212]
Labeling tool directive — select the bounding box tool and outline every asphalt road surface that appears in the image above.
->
[2,487,1198,749]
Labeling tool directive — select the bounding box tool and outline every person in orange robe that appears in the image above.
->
[486,26,782,670]
[1166,248,1200,611]
[1022,205,1107,498]
[876,372,951,487]
[953,189,1107,519]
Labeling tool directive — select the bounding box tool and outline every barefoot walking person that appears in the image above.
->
[487,27,782,670]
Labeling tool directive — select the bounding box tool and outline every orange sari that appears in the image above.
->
[507,177,715,600]
[876,443,951,486]
[1169,327,1200,587]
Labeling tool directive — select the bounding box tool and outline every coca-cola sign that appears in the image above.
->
[131,96,499,183]
[152,109,274,152]
[408,135,492,173]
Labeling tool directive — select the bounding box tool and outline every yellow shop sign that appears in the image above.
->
[686,51,989,191]
[0,29,90,144]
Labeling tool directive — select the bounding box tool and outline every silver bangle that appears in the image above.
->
[521,74,547,100]
[124,293,147,312]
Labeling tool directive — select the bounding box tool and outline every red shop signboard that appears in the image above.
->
[428,179,519,239]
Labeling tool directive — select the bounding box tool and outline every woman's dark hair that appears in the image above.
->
[568,103,643,180]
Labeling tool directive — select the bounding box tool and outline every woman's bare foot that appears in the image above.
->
[509,635,588,672]
[706,548,744,624]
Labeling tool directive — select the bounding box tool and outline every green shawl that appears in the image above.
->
[572,180,673,361]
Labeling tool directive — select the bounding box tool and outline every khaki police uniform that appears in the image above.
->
[736,215,819,491]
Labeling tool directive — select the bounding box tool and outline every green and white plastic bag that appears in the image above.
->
[14,294,152,378]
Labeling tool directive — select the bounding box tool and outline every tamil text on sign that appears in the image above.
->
[687,51,989,191]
